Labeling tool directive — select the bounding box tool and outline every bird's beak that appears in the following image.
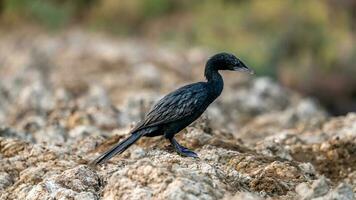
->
[233,62,254,75]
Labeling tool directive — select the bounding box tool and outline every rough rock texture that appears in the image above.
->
[296,177,354,200]
[0,31,355,200]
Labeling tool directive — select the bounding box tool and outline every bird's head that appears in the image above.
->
[207,52,254,74]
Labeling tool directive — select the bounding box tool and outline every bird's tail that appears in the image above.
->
[90,131,144,165]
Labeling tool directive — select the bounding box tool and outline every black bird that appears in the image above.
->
[91,52,253,165]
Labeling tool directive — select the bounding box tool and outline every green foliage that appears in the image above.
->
[2,0,93,29]
[29,1,73,29]
[141,0,172,18]
[1,0,355,77]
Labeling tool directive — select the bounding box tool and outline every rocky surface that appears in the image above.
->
[0,30,355,200]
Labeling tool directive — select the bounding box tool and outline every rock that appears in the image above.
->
[22,165,100,200]
[130,147,146,159]
[0,172,13,191]
[326,183,355,200]
[55,165,100,193]
[255,138,293,161]
[0,126,34,142]
[296,177,355,200]
[298,163,317,180]
[0,31,355,200]
[296,176,330,199]
[239,77,291,113]
[80,85,112,108]
[33,125,66,144]
[17,80,55,112]
[225,192,264,200]
[87,106,120,130]
[323,113,356,138]
[281,98,328,127]
[102,152,228,199]
[69,125,102,139]
[117,93,159,126]
[133,63,162,89]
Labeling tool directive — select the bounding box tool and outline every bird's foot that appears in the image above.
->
[177,147,198,158]
[169,138,199,158]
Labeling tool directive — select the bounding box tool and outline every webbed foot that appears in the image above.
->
[169,138,198,158]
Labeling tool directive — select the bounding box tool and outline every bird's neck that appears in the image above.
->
[205,64,224,97]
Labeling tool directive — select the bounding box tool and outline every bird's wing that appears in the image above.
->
[132,83,209,131]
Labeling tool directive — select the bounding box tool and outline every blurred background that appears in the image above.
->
[0,0,355,115]
[2,1,356,198]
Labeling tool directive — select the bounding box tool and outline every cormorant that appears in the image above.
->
[91,52,253,165]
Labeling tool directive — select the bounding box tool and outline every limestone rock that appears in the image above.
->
[0,31,355,200]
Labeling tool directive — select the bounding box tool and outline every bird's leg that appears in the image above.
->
[169,138,198,158]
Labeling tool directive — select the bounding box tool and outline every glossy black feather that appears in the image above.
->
[132,82,209,132]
